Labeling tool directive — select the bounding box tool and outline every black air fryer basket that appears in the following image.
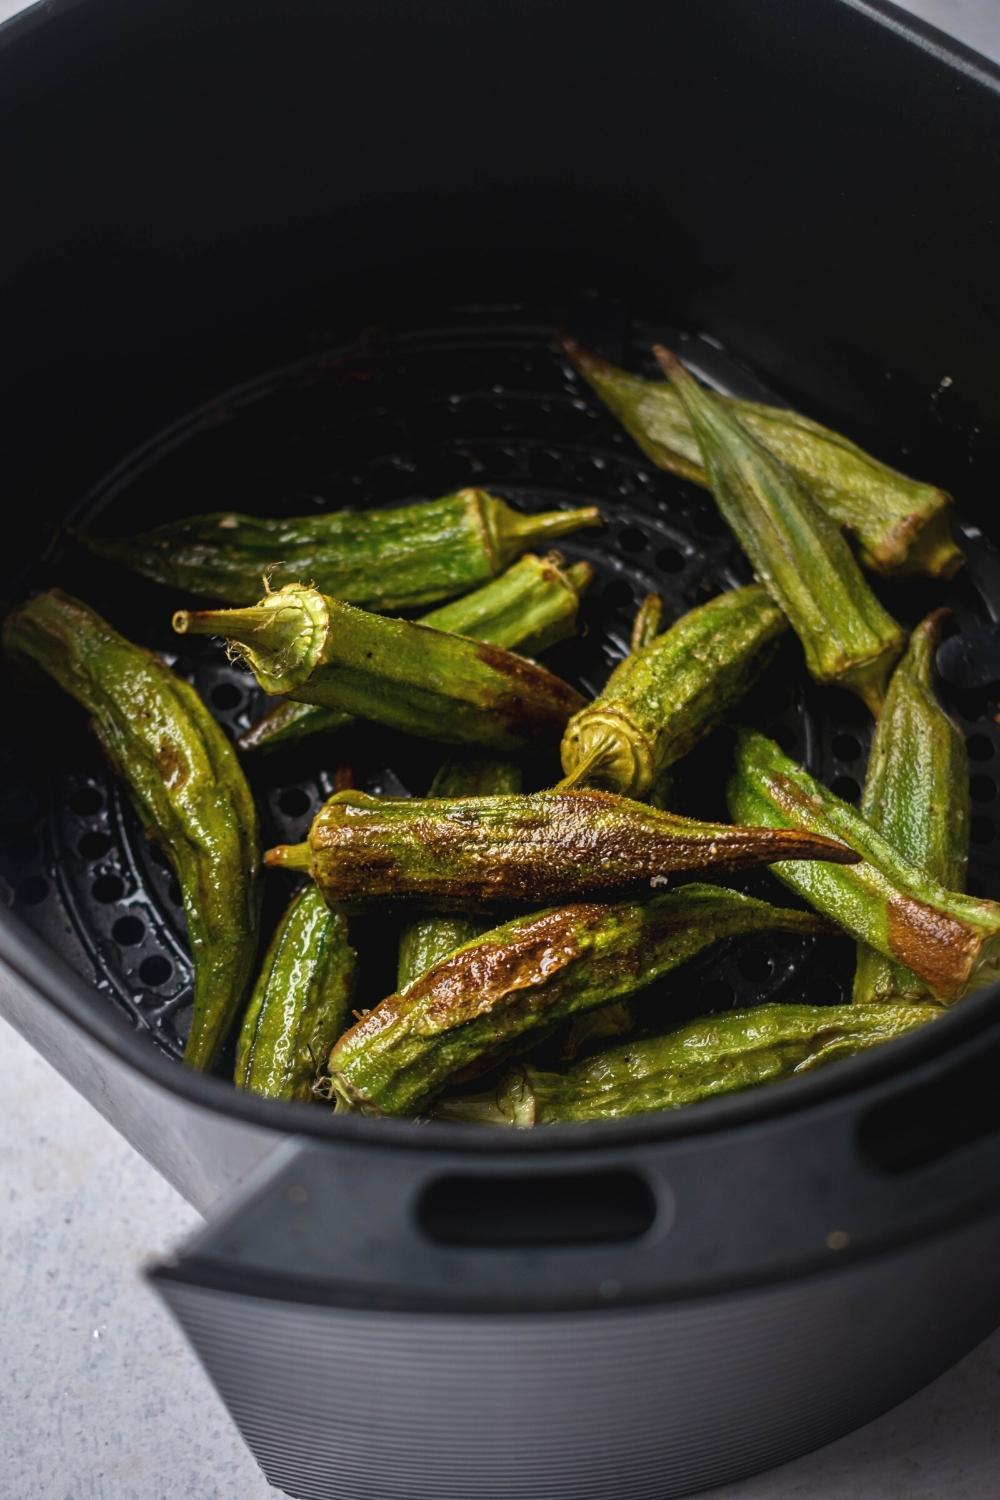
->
[4,2,1000,1497]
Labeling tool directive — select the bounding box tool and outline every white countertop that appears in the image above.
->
[3,2,999,1497]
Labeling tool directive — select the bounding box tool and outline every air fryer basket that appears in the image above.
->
[4,307,1000,1063]
[6,1,1000,1497]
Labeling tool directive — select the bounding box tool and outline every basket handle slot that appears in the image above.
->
[416,1169,656,1248]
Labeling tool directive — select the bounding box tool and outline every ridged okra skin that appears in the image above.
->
[237,554,593,752]
[657,348,905,715]
[853,610,971,1002]
[267,786,857,907]
[85,488,600,608]
[440,1001,940,1125]
[234,883,356,1101]
[3,590,261,1070]
[173,583,585,753]
[397,757,523,990]
[563,338,960,579]
[326,885,831,1115]
[728,728,1000,1002]
[560,584,786,797]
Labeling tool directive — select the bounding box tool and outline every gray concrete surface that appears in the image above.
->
[3,0,1000,1496]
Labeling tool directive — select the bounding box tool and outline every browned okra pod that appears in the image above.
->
[266,787,858,907]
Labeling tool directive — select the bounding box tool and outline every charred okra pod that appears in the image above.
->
[656,348,905,714]
[238,554,594,753]
[560,584,786,796]
[440,1000,940,1125]
[267,787,857,906]
[84,488,601,608]
[397,757,523,989]
[728,728,1000,1002]
[3,590,261,1070]
[325,885,831,1115]
[563,338,960,580]
[173,583,585,753]
[853,610,971,1003]
[235,884,357,1100]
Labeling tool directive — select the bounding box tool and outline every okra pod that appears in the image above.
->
[563,338,960,579]
[657,348,905,714]
[325,885,831,1115]
[3,590,261,1069]
[397,757,523,989]
[559,1001,637,1061]
[235,883,356,1100]
[728,728,1000,1002]
[630,592,664,653]
[237,554,594,753]
[173,583,585,752]
[560,584,786,796]
[440,1000,940,1125]
[84,488,601,607]
[267,786,857,906]
[853,610,971,1002]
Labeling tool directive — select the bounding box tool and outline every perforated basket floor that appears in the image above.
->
[2,306,999,1069]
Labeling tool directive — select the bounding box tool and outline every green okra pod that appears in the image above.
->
[439,1000,940,1125]
[397,757,523,990]
[629,592,664,653]
[728,728,1000,1002]
[853,610,971,1003]
[237,554,594,753]
[656,348,905,714]
[84,487,601,608]
[173,583,585,753]
[560,584,786,797]
[235,883,357,1100]
[325,885,832,1115]
[3,590,261,1070]
[267,786,857,906]
[563,337,961,579]
[559,1001,637,1062]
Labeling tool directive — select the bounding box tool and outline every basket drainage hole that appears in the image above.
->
[832,733,862,762]
[971,775,997,804]
[69,786,103,816]
[618,525,647,553]
[93,874,125,903]
[968,734,995,762]
[112,915,145,946]
[655,546,687,574]
[78,831,111,860]
[971,816,995,846]
[211,681,243,711]
[831,776,861,804]
[139,955,173,987]
[278,787,313,818]
[16,875,48,907]
[737,947,775,982]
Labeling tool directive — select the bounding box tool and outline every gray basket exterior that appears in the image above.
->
[160,1207,1000,1500]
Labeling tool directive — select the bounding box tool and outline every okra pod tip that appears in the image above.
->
[498,501,602,547]
[265,841,312,872]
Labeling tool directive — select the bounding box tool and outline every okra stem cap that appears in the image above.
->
[173,584,331,694]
